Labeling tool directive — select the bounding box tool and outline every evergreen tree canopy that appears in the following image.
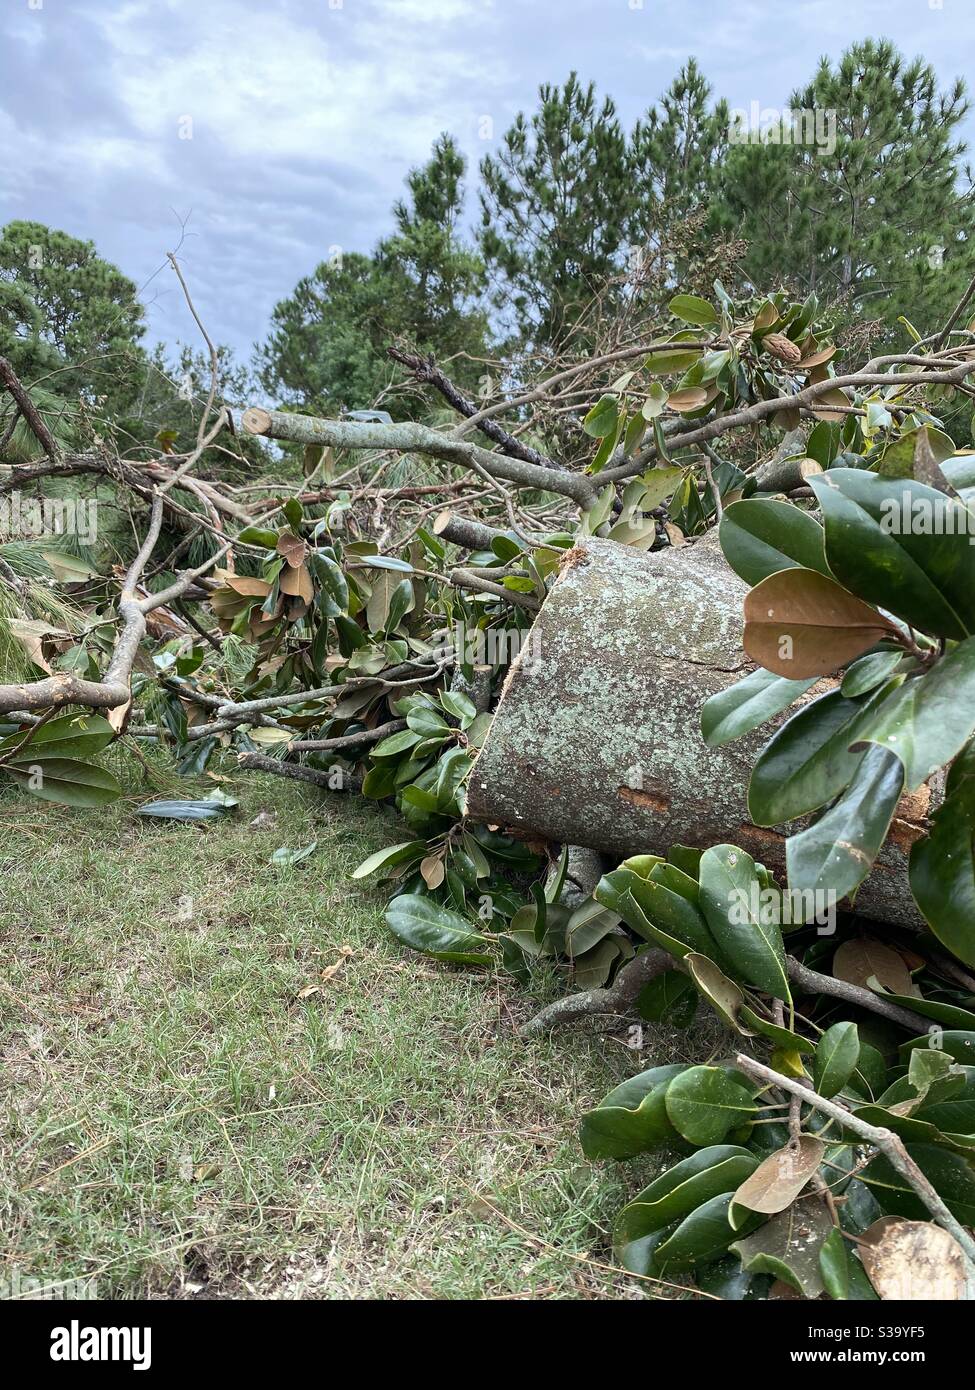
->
[718,39,974,336]
[478,73,631,351]
[0,219,145,401]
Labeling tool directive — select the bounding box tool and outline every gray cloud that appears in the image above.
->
[1,0,972,364]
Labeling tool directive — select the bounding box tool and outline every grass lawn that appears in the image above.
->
[0,755,716,1300]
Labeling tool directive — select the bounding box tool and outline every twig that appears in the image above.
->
[786,956,930,1032]
[237,750,361,792]
[288,719,407,752]
[0,356,61,462]
[735,1053,975,1283]
[449,567,541,613]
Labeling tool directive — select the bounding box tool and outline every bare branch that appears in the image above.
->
[735,1053,975,1280]
[240,407,598,509]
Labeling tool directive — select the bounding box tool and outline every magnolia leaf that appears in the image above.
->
[384,895,492,965]
[669,294,718,326]
[664,1065,758,1146]
[638,464,684,509]
[719,499,829,586]
[352,840,427,879]
[730,1135,825,1223]
[276,531,307,568]
[615,1146,760,1248]
[637,969,697,1026]
[910,740,975,967]
[580,1065,688,1159]
[653,1192,764,1270]
[701,668,817,748]
[860,1220,969,1300]
[269,842,318,867]
[810,469,975,641]
[748,689,878,826]
[731,1201,835,1299]
[685,952,745,1031]
[840,649,906,698]
[815,1225,850,1300]
[743,567,899,679]
[698,845,790,1001]
[667,386,709,413]
[814,1022,861,1099]
[0,713,114,762]
[738,1004,816,1054]
[850,638,975,791]
[4,757,122,808]
[40,550,99,582]
[832,938,914,995]
[583,393,619,438]
[862,1143,975,1226]
[786,744,905,901]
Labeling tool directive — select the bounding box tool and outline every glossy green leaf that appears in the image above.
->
[580,1065,688,1159]
[669,294,718,326]
[814,1022,861,1099]
[615,1146,760,1246]
[352,839,427,879]
[653,1192,763,1270]
[308,550,349,616]
[371,729,422,758]
[664,1065,758,1146]
[901,1032,975,1066]
[738,1004,816,1054]
[719,498,828,586]
[861,1143,975,1224]
[595,868,717,960]
[910,738,975,966]
[637,970,697,1025]
[850,640,975,791]
[583,393,619,438]
[879,994,975,1030]
[0,713,114,762]
[819,1226,850,1300]
[840,649,906,698]
[786,744,904,900]
[2,757,121,807]
[810,469,975,640]
[236,525,279,548]
[748,689,874,826]
[438,690,477,727]
[701,668,817,748]
[384,894,492,965]
[698,845,790,1001]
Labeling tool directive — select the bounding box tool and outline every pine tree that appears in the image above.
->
[0,220,145,402]
[717,40,974,337]
[630,58,729,237]
[478,74,631,350]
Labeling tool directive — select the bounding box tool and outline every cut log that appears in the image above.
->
[466,535,930,929]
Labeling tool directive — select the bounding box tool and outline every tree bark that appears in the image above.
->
[466,535,929,929]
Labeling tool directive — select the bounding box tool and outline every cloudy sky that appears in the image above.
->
[1,0,972,364]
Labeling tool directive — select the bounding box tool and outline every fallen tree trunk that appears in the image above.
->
[466,535,930,929]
